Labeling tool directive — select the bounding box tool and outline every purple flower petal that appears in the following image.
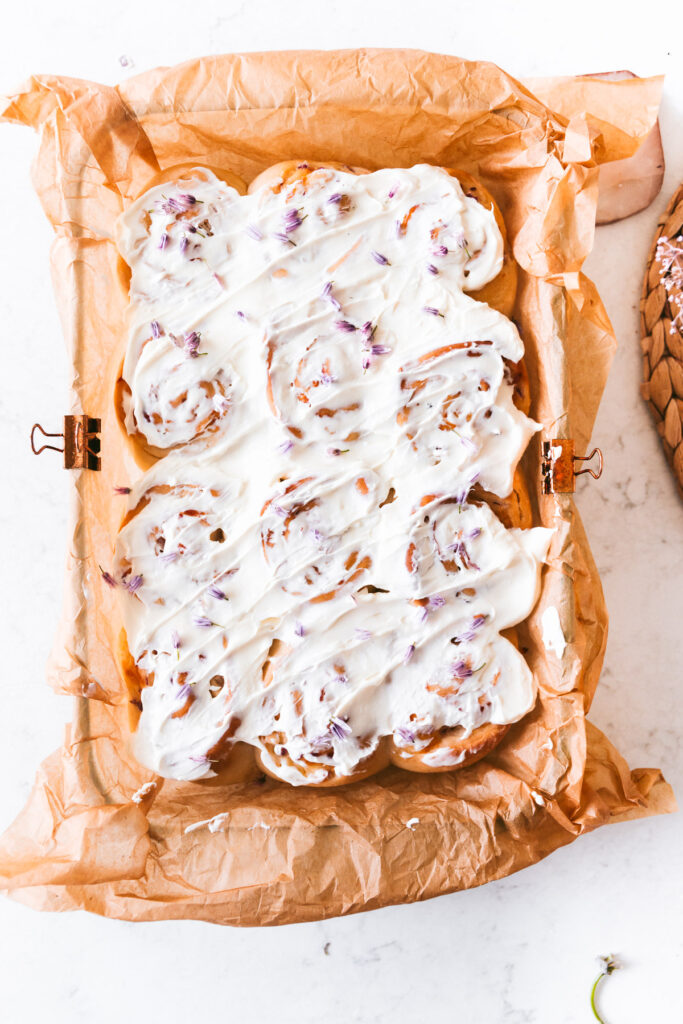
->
[171,630,182,650]
[371,250,390,266]
[335,319,356,333]
[125,574,144,594]
[426,263,439,275]
[158,193,198,215]
[321,281,342,311]
[355,628,372,641]
[279,439,294,455]
[294,622,305,638]
[113,485,131,495]
[329,717,352,740]
[183,331,201,358]
[158,233,169,250]
[194,616,216,629]
[273,231,296,246]
[371,344,391,356]
[160,551,179,563]
[396,725,416,744]
[179,235,190,254]
[99,566,117,588]
[150,320,162,338]
[451,614,487,644]
[208,585,227,600]
[245,224,263,241]
[451,659,473,679]
[283,208,304,233]
[403,644,415,664]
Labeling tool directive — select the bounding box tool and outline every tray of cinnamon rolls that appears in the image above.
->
[111,159,552,788]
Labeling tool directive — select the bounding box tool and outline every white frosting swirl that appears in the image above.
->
[113,165,550,783]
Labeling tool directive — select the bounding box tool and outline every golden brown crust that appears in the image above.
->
[256,736,391,787]
[390,626,522,773]
[389,720,510,773]
[472,468,533,530]
[247,159,370,195]
[444,168,518,319]
[134,162,247,200]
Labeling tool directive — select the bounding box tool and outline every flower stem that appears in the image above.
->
[590,972,605,1022]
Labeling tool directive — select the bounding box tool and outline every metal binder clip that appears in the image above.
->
[30,415,101,470]
[541,439,603,494]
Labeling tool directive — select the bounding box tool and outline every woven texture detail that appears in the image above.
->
[640,183,683,498]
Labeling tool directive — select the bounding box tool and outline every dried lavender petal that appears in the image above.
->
[321,281,342,311]
[396,725,416,744]
[125,574,143,594]
[335,319,357,333]
[183,331,201,358]
[371,250,390,266]
[208,585,227,600]
[283,208,304,233]
[194,616,216,628]
[403,644,416,664]
[329,717,351,740]
[99,566,117,588]
[452,659,473,678]
[159,193,198,214]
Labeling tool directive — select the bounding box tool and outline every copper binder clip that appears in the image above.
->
[541,439,603,495]
[30,415,101,470]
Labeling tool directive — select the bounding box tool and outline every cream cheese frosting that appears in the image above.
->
[113,164,550,784]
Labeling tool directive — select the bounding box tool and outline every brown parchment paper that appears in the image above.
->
[0,50,674,925]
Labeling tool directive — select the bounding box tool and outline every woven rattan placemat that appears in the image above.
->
[640,183,683,498]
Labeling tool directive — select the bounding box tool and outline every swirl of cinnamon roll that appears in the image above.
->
[260,472,379,602]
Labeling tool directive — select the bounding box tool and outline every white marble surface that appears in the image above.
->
[1,1,682,1021]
